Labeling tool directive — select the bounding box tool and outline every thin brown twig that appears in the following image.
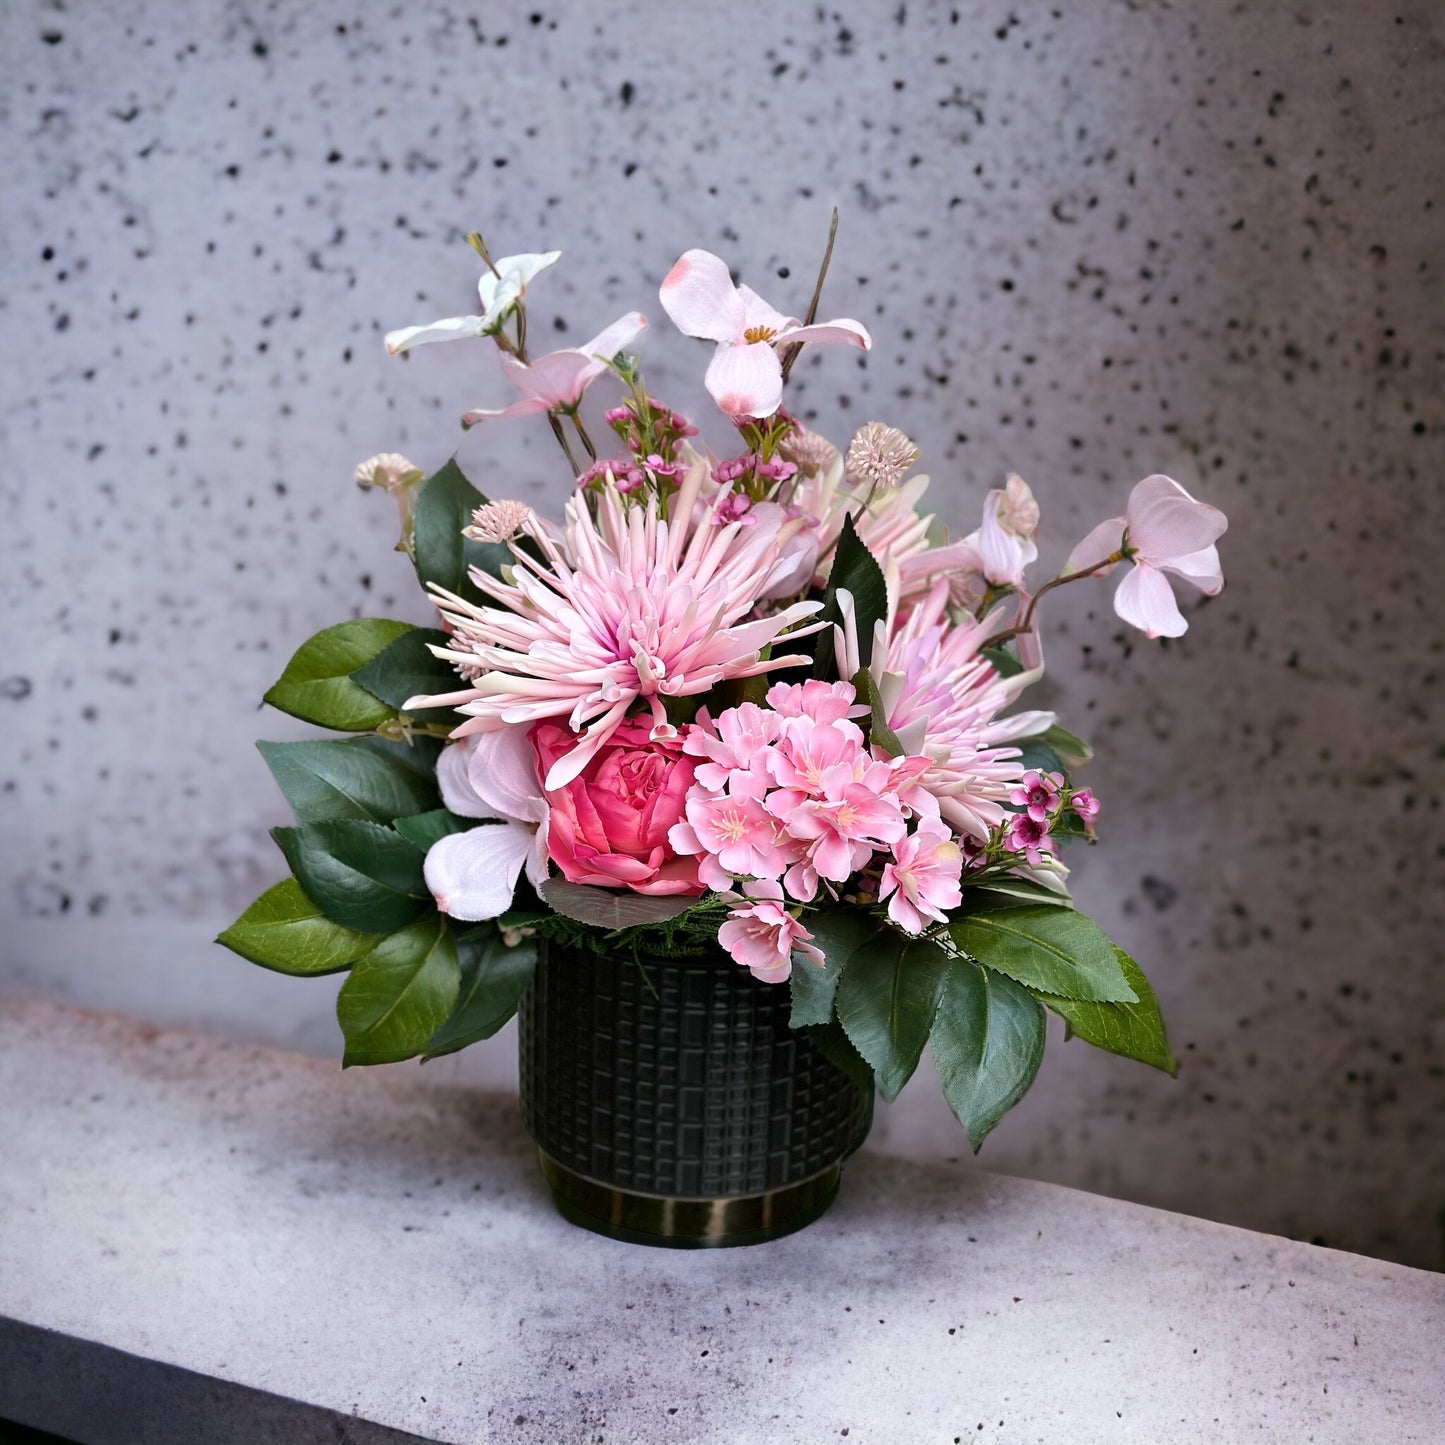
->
[980,553,1125,650]
[779,207,841,385]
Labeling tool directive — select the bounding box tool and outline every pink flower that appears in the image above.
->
[1005,812,1053,867]
[717,891,823,984]
[1071,788,1100,822]
[773,782,907,883]
[385,250,561,351]
[879,818,964,934]
[659,248,871,418]
[967,474,1040,588]
[531,717,703,895]
[764,679,862,725]
[670,777,789,887]
[682,703,780,791]
[1009,769,1063,823]
[1066,474,1228,639]
[460,312,647,427]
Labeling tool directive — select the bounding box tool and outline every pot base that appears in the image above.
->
[537,1149,842,1249]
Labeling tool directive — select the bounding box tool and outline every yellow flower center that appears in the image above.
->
[743,325,778,344]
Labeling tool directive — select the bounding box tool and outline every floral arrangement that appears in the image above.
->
[221,223,1227,1146]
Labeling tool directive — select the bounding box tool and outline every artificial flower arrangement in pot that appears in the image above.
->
[220,219,1228,1248]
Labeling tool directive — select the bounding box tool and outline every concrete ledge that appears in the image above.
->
[1,997,1441,1444]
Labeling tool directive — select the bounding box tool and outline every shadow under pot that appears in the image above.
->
[517,938,874,1248]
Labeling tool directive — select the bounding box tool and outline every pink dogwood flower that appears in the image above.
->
[385,250,561,352]
[879,818,965,934]
[1066,474,1228,639]
[659,248,871,419]
[461,312,647,428]
[717,888,824,984]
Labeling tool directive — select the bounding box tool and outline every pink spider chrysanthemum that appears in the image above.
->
[872,581,1055,841]
[406,461,825,789]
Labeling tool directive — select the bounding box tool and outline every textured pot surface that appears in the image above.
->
[518,939,872,1244]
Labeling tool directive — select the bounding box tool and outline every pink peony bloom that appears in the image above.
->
[461,312,646,427]
[532,717,703,896]
[1009,769,1063,823]
[879,818,965,934]
[659,248,871,419]
[1066,474,1227,639]
[717,892,823,984]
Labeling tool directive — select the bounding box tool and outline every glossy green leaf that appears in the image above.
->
[536,878,699,930]
[273,819,430,934]
[981,646,1024,678]
[850,667,905,757]
[1037,946,1176,1075]
[257,736,441,825]
[263,618,412,730]
[336,914,462,1066]
[216,878,378,975]
[791,910,885,1028]
[350,627,462,724]
[813,513,888,681]
[1014,738,1067,780]
[835,930,951,1100]
[391,809,473,852]
[932,956,1046,1149]
[948,903,1136,1003]
[411,459,512,605]
[1040,722,1092,766]
[423,932,538,1059]
[963,878,1073,909]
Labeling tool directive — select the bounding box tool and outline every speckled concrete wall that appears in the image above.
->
[3,1,1442,1268]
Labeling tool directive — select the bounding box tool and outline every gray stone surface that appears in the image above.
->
[2,0,1444,1269]
[2,997,1442,1445]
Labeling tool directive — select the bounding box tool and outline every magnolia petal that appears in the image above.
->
[1114,562,1188,639]
[705,341,783,418]
[780,317,872,350]
[460,395,552,427]
[1160,543,1224,595]
[424,822,531,921]
[467,725,548,824]
[437,738,499,820]
[976,490,1038,586]
[385,314,485,355]
[736,283,794,336]
[1126,474,1227,563]
[1065,516,1127,576]
[582,309,648,367]
[660,249,745,342]
[476,250,562,333]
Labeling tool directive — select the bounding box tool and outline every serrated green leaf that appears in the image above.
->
[850,667,905,757]
[336,914,461,1066]
[391,808,473,852]
[423,932,538,1059]
[814,513,888,681]
[273,819,430,934]
[257,737,441,825]
[1037,945,1176,1075]
[263,618,412,730]
[216,878,378,975]
[791,910,885,1028]
[932,956,1046,1150]
[350,627,462,724]
[806,1020,876,1096]
[411,460,512,605]
[948,903,1136,1003]
[835,930,951,1100]
[536,878,700,930]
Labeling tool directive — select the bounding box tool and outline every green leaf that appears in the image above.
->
[835,930,951,1100]
[964,878,1073,909]
[791,910,885,1028]
[981,646,1024,678]
[536,878,700,930]
[423,931,538,1060]
[336,914,462,1066]
[257,736,441,825]
[932,956,1046,1150]
[263,618,412,730]
[273,819,430,934]
[216,878,378,975]
[850,667,905,757]
[1040,722,1092,767]
[391,809,473,852]
[806,1020,875,1096]
[1037,945,1176,1075]
[948,903,1136,1003]
[350,627,462,725]
[1014,738,1066,780]
[814,513,888,681]
[411,459,512,605]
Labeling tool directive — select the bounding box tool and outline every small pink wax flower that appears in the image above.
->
[1066,474,1228,639]
[532,717,703,895]
[1071,788,1100,822]
[461,312,647,428]
[1009,769,1063,823]
[717,892,823,984]
[1005,812,1053,867]
[879,817,965,935]
[659,248,871,419]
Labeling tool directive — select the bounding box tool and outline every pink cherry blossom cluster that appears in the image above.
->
[665,679,965,979]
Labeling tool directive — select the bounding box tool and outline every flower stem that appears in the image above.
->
[981,552,1126,650]
[779,206,840,385]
